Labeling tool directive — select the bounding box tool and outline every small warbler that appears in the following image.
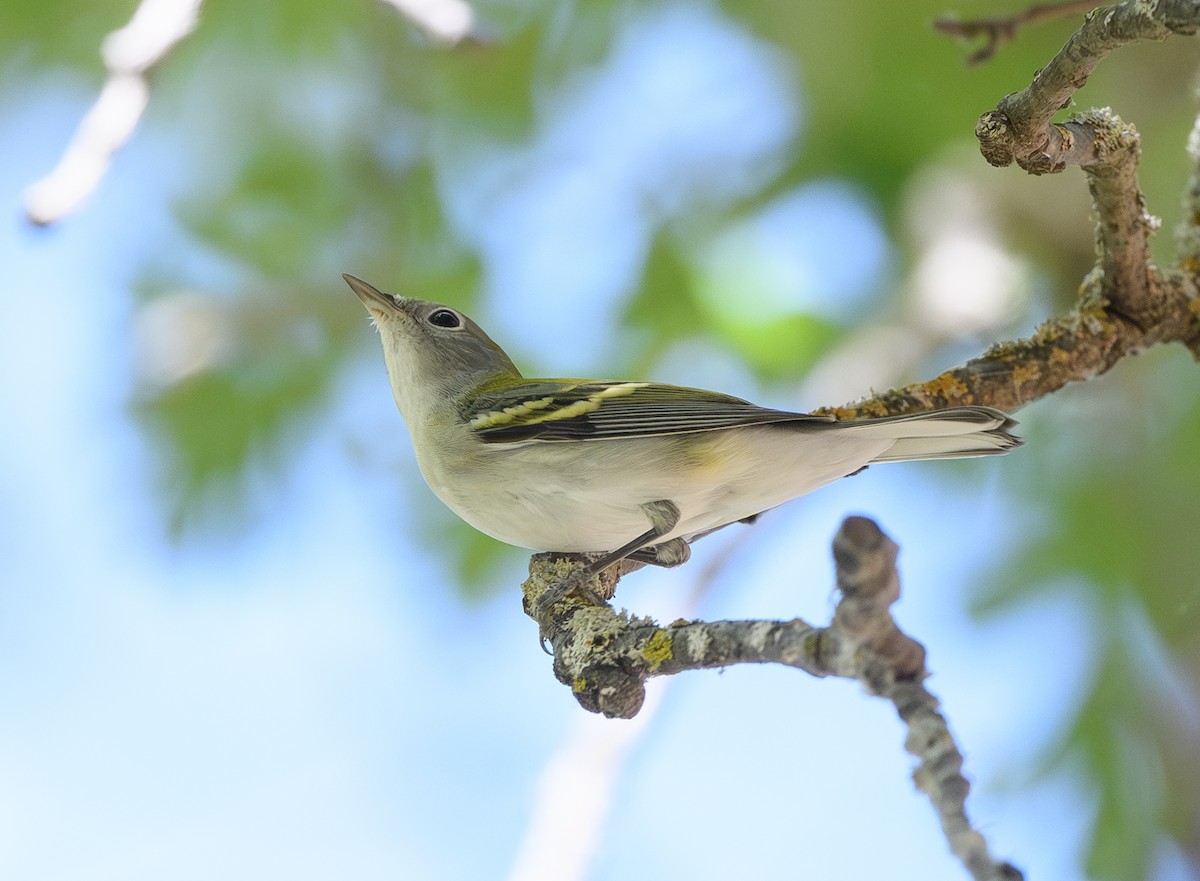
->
[346,274,1021,573]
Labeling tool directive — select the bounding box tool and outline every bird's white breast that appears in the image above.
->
[413,424,893,553]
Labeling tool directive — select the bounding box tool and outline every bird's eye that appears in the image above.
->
[428,308,462,329]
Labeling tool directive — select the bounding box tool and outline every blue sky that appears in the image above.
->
[0,6,1127,880]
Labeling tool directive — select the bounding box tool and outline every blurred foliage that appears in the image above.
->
[181,136,360,277]
[7,0,1200,877]
[978,346,1200,880]
[133,281,364,535]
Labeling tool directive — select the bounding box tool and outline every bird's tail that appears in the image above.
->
[841,406,1022,462]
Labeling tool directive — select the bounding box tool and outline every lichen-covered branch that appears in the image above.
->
[818,267,1200,419]
[522,555,826,719]
[523,517,1022,881]
[820,3,1200,421]
[975,0,1200,174]
[1076,108,1161,325]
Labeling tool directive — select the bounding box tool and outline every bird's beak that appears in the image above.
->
[343,274,399,314]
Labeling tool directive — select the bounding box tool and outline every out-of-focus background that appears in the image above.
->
[2,2,1198,879]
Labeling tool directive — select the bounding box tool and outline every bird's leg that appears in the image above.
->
[583,499,682,576]
[534,500,682,617]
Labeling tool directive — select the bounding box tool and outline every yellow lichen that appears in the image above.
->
[1048,346,1075,368]
[643,629,674,671]
[922,371,971,402]
[1009,362,1042,390]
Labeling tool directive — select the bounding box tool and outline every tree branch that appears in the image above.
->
[815,2,1200,422]
[975,0,1200,175]
[523,517,1022,881]
[522,556,822,719]
[1077,108,1161,326]
[817,267,1200,418]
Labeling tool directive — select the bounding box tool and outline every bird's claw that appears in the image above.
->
[533,573,606,620]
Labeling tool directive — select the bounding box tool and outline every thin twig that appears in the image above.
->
[1076,108,1161,326]
[934,0,1098,65]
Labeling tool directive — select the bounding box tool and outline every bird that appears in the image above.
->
[345,274,1021,576]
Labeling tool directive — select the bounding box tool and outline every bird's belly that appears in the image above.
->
[421,428,892,553]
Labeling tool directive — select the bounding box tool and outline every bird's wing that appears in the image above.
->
[464,380,831,444]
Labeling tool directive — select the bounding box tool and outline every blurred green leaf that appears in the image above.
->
[142,354,330,536]
[0,0,133,70]
[1075,638,1167,881]
[980,359,1200,640]
[352,160,484,308]
[627,228,840,379]
[134,283,358,537]
[442,518,525,597]
[425,22,543,137]
[179,138,358,279]
[200,0,374,58]
[624,229,708,365]
[713,311,838,380]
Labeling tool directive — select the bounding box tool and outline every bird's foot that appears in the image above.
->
[628,537,691,568]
